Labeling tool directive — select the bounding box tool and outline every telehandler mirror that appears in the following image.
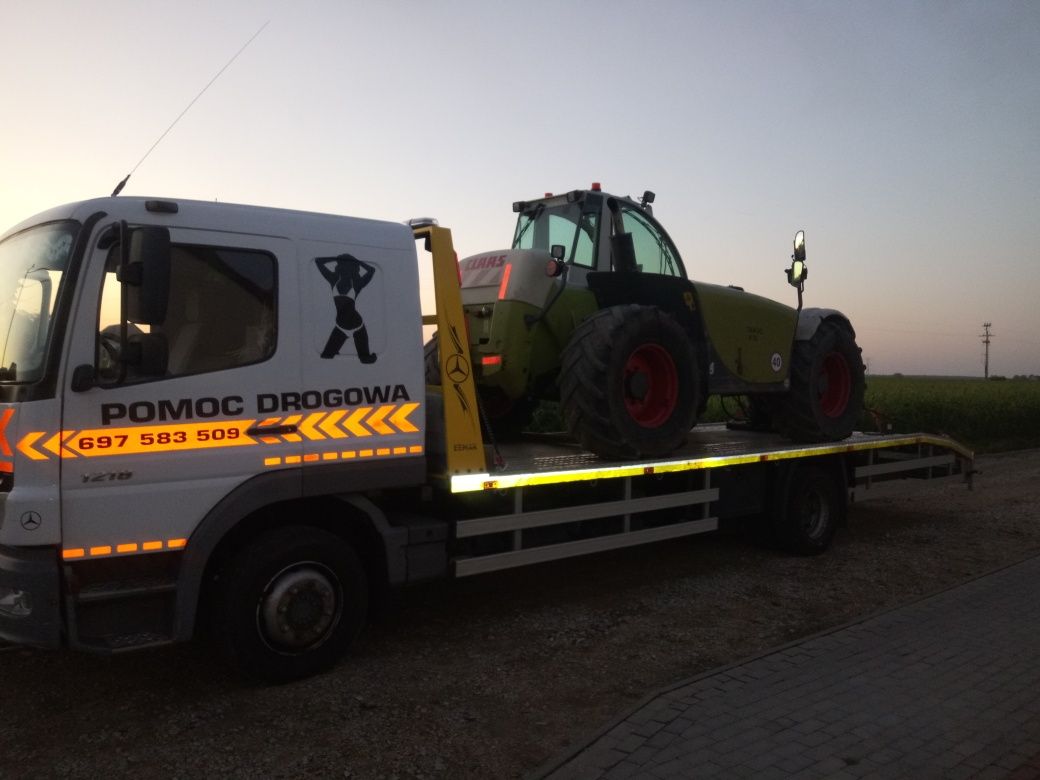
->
[546,245,567,278]
[787,230,807,288]
[119,226,171,325]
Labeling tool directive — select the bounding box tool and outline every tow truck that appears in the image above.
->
[0,196,972,680]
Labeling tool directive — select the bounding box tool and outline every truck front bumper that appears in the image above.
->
[0,545,61,647]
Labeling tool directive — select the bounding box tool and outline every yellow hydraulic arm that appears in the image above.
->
[413,224,487,475]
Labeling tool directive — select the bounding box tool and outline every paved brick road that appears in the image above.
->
[542,555,1040,779]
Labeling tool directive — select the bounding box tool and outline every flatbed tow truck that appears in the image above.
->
[0,197,972,680]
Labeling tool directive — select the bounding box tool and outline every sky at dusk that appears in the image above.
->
[2,0,1038,376]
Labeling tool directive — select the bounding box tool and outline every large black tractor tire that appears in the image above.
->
[423,334,441,385]
[772,462,846,555]
[424,334,532,439]
[211,526,368,683]
[560,304,698,459]
[775,318,865,442]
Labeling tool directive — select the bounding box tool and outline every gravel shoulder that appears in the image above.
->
[2,450,1038,778]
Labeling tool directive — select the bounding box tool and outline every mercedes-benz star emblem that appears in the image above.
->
[20,511,41,531]
[445,353,470,384]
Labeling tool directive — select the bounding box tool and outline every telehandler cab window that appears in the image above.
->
[0,221,75,383]
[618,206,683,277]
[512,201,599,267]
[98,243,276,381]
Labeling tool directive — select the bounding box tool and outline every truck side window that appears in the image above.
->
[619,206,681,277]
[97,244,276,381]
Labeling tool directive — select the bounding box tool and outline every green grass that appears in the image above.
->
[857,375,1040,453]
[528,376,1040,453]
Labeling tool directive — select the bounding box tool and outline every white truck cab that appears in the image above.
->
[0,197,427,673]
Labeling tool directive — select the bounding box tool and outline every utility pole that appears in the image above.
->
[979,322,993,378]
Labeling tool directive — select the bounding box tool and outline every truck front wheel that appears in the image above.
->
[561,304,698,459]
[212,526,367,682]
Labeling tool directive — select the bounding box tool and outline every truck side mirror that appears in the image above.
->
[118,226,171,325]
[793,230,805,263]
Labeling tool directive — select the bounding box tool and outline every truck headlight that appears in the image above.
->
[0,587,32,618]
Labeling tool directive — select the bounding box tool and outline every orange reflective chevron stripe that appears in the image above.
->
[318,410,348,439]
[15,403,423,462]
[366,405,394,435]
[389,402,420,433]
[343,407,372,436]
[43,431,78,458]
[0,408,13,457]
[17,431,47,461]
[298,412,325,440]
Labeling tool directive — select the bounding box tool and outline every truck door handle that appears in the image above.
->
[246,424,298,436]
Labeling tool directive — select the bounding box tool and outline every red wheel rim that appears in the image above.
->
[819,352,852,417]
[622,344,678,427]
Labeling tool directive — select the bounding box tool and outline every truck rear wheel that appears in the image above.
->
[212,526,367,682]
[772,463,846,555]
[776,318,865,442]
[561,304,698,459]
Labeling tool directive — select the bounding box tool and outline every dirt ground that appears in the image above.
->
[1,449,1038,779]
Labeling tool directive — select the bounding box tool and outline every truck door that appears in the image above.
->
[58,225,299,560]
[295,228,426,494]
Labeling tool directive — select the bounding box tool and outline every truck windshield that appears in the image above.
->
[0,221,77,382]
[512,200,600,268]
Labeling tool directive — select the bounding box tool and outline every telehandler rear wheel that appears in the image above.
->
[561,304,698,459]
[776,318,865,442]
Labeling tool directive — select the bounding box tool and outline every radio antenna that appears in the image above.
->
[111,19,270,197]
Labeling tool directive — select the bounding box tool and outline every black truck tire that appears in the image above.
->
[772,462,846,555]
[561,304,698,459]
[212,526,367,683]
[775,318,865,442]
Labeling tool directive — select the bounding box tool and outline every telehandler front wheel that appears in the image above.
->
[776,318,865,442]
[561,304,698,459]
[212,526,367,683]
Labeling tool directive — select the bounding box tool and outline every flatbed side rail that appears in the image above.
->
[449,432,973,577]
[448,432,974,494]
[453,471,718,577]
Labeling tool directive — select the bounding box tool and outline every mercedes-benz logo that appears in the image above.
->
[445,353,470,384]
[20,511,41,531]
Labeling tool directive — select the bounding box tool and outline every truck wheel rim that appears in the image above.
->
[623,344,678,427]
[258,563,340,652]
[819,352,851,417]
[801,490,830,539]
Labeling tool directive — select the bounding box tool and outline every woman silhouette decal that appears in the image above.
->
[315,253,377,363]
